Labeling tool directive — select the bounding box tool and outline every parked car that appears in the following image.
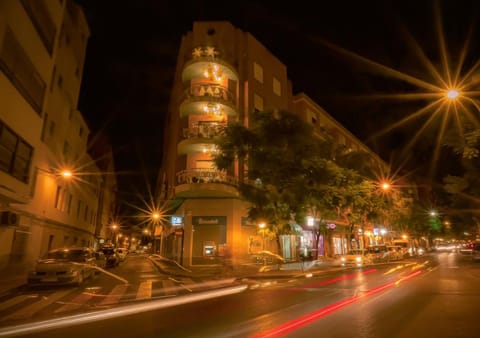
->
[28,247,97,286]
[340,249,372,267]
[100,246,120,268]
[387,245,405,260]
[366,245,389,262]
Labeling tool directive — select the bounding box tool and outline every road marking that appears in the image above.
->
[54,291,94,313]
[136,281,152,300]
[161,279,178,295]
[3,289,73,321]
[98,284,129,306]
[0,295,38,312]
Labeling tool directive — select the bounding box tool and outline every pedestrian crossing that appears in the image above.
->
[0,276,234,324]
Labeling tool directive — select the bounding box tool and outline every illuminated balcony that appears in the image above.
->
[179,83,236,117]
[177,140,217,155]
[179,121,226,154]
[183,121,226,138]
[182,46,238,83]
[175,169,239,198]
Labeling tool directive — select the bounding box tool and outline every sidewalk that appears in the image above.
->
[147,255,342,281]
[0,263,29,296]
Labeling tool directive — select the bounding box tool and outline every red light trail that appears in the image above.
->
[250,269,422,338]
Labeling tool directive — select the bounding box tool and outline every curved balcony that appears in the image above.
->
[182,56,238,84]
[175,169,239,198]
[177,140,217,155]
[178,122,226,154]
[179,84,236,117]
[183,122,226,139]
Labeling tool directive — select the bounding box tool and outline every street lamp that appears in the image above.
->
[446,89,459,100]
[258,222,266,265]
[111,223,118,245]
[61,169,73,179]
[381,182,391,191]
[151,212,162,254]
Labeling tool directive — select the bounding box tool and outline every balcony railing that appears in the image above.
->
[176,169,238,185]
[182,122,227,139]
[184,83,236,106]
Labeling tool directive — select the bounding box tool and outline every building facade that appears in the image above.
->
[157,21,388,267]
[0,0,115,271]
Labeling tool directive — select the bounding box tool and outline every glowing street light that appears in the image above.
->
[446,89,459,100]
[258,222,266,265]
[62,170,73,178]
[429,210,438,217]
[381,182,391,191]
[152,212,160,221]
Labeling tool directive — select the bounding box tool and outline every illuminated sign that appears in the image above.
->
[171,216,183,226]
[192,216,226,226]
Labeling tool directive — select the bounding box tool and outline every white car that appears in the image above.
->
[28,247,97,286]
[340,250,372,267]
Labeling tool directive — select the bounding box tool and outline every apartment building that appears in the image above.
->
[158,21,387,266]
[0,0,115,271]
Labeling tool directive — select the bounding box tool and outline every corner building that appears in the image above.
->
[158,21,385,267]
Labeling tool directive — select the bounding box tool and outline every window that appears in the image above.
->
[41,113,48,141]
[0,27,46,114]
[67,194,72,214]
[48,235,54,252]
[253,62,263,83]
[311,116,317,125]
[253,93,264,112]
[79,127,83,137]
[0,121,33,183]
[54,186,61,208]
[273,77,281,96]
[21,0,56,54]
[84,205,88,221]
[77,200,82,218]
[63,141,70,157]
[49,120,55,137]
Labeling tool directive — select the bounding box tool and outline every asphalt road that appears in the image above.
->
[2,251,479,338]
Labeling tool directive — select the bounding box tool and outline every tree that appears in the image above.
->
[214,109,395,257]
[442,121,480,237]
[214,110,320,253]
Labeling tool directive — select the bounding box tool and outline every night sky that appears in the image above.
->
[76,0,480,206]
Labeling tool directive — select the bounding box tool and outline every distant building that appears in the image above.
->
[0,0,115,271]
[157,21,388,267]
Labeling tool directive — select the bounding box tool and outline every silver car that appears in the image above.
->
[28,247,97,286]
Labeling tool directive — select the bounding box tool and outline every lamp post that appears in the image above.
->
[258,222,266,265]
[151,212,161,254]
[111,223,118,246]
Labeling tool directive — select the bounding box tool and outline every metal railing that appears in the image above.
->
[184,83,236,106]
[182,122,227,139]
[176,169,238,185]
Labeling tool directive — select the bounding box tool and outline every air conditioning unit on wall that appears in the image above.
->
[0,211,19,226]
